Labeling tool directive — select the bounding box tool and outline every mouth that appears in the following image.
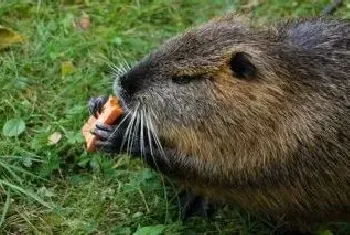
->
[115,97,166,158]
[110,62,170,157]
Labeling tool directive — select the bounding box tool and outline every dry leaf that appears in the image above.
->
[0,26,24,49]
[79,13,90,29]
[48,132,63,145]
[61,60,75,76]
[74,12,90,30]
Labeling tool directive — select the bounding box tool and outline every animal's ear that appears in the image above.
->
[228,52,257,80]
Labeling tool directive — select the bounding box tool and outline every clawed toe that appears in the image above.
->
[88,95,108,118]
[93,129,110,141]
[90,122,113,140]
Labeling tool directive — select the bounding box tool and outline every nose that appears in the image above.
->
[119,59,153,96]
[119,73,141,95]
[116,59,152,99]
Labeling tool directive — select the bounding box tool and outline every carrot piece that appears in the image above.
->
[82,96,123,152]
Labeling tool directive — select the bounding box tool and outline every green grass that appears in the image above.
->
[0,0,349,234]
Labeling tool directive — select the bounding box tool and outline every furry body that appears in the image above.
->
[89,15,350,231]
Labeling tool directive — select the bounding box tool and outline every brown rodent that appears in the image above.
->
[88,15,350,233]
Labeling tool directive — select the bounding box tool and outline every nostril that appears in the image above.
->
[137,95,147,103]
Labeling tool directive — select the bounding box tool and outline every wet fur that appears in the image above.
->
[90,15,350,232]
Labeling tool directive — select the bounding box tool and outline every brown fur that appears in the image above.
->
[114,14,350,231]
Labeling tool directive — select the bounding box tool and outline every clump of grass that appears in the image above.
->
[0,0,350,234]
[0,154,53,232]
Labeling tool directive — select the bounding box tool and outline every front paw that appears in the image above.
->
[93,122,122,154]
[92,114,139,155]
[88,95,108,118]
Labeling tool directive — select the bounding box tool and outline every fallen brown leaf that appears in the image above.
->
[48,132,63,145]
[79,12,90,29]
[0,26,24,50]
[61,60,75,76]
[74,12,90,30]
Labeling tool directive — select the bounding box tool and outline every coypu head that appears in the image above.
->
[112,15,347,182]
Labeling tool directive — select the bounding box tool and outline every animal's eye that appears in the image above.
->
[229,52,257,80]
[172,75,193,84]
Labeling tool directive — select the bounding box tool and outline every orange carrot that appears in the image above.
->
[82,96,123,152]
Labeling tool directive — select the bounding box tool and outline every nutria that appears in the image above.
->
[88,15,349,233]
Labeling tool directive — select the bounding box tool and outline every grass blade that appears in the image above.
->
[0,190,11,228]
[0,180,52,209]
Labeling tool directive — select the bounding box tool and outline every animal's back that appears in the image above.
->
[181,17,350,228]
[225,18,350,227]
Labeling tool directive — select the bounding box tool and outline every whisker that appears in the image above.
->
[113,111,131,134]
[110,70,121,81]
[144,108,170,220]
[111,64,125,76]
[121,64,129,74]
[140,107,145,159]
[110,69,121,78]
[120,55,131,70]
[144,107,155,158]
[120,113,134,155]
[116,65,126,75]
[148,109,165,157]
[129,107,141,157]
[108,62,120,72]
[144,107,169,175]
[112,82,120,96]
[126,114,136,155]
[107,63,117,71]
[114,50,131,72]
[121,103,139,154]
[109,111,131,154]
